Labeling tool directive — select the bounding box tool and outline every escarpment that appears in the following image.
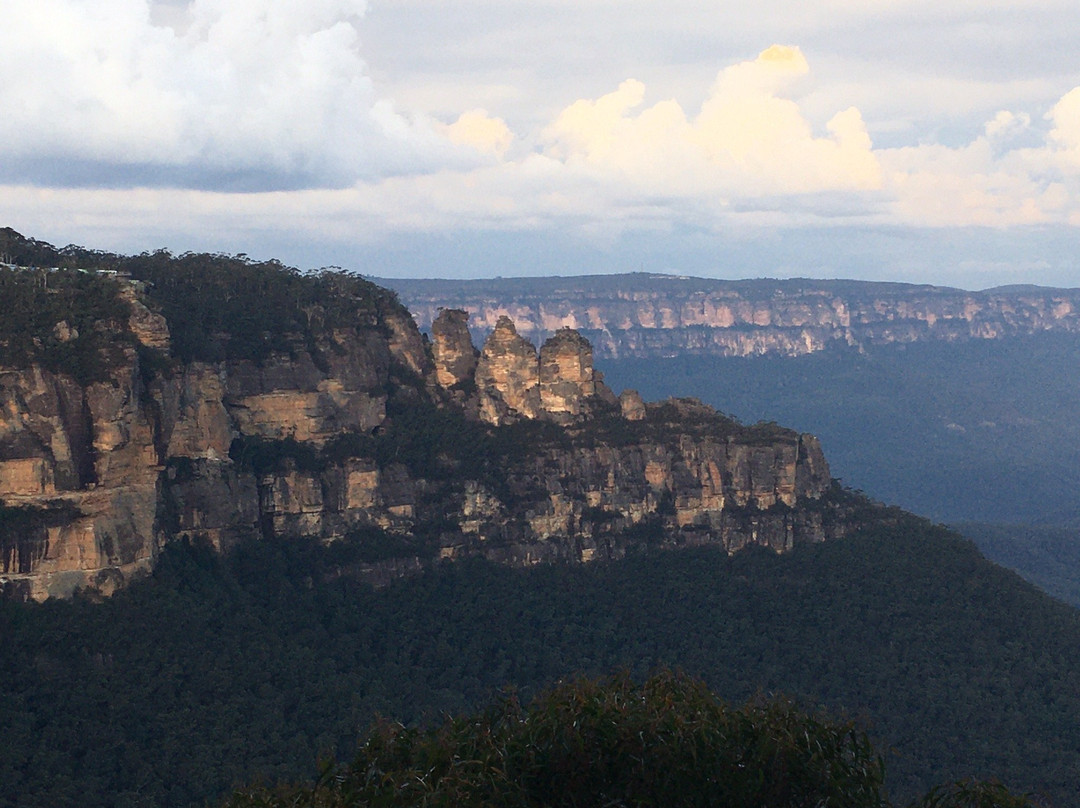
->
[383,274,1080,359]
[0,239,847,601]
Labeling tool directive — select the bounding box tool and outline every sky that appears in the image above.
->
[3,0,1080,288]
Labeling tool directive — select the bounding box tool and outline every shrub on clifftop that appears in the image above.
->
[224,672,1036,808]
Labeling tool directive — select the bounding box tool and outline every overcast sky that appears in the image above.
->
[3,0,1080,287]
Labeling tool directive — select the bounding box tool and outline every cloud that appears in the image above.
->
[440,110,514,158]
[984,110,1031,143]
[875,81,1080,228]
[541,46,883,198]
[1048,88,1080,165]
[0,0,468,190]
[6,18,1080,269]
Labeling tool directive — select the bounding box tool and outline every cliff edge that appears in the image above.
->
[0,233,845,600]
[382,273,1080,359]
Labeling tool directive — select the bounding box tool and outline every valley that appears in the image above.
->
[0,231,1074,807]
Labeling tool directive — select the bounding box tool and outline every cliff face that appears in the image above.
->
[0,275,430,599]
[381,274,1080,359]
[463,311,618,426]
[0,260,839,601]
[475,316,543,424]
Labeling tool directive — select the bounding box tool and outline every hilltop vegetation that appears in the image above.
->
[0,227,405,368]
[118,250,404,365]
[0,266,131,384]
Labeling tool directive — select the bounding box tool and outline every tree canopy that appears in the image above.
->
[225,672,1034,808]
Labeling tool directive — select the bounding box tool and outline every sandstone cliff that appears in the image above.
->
[382,274,1080,359]
[460,310,618,426]
[0,242,843,601]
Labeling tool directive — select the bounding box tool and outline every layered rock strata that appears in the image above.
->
[385,274,1080,359]
[1,279,838,601]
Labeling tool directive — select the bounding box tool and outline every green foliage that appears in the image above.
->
[0,228,408,368]
[0,266,132,383]
[955,521,1080,608]
[119,251,405,365]
[0,500,82,534]
[226,672,889,808]
[230,435,325,475]
[582,400,747,448]
[911,780,1040,808]
[0,227,116,269]
[0,519,1072,807]
[328,526,419,564]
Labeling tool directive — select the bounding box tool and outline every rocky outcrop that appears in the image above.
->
[539,328,603,423]
[475,316,542,424]
[449,415,836,561]
[466,313,617,426]
[0,345,160,599]
[0,271,430,600]
[620,390,646,421]
[0,271,840,601]
[431,308,478,389]
[383,274,1080,359]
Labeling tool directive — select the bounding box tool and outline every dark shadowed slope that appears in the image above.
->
[3,513,1080,807]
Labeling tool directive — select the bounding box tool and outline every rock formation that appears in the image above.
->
[475,316,542,424]
[620,390,646,421]
[460,312,619,426]
[385,274,1080,359]
[539,328,602,423]
[0,256,841,602]
[430,308,478,389]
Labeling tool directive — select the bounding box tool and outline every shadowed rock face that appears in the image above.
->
[1,283,836,602]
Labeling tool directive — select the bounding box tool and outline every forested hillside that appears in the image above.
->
[1,230,1074,808]
[2,512,1077,807]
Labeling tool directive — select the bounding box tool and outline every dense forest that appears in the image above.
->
[1,513,1077,807]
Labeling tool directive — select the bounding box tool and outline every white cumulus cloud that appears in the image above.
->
[440,110,514,158]
[0,0,470,190]
[541,46,883,198]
